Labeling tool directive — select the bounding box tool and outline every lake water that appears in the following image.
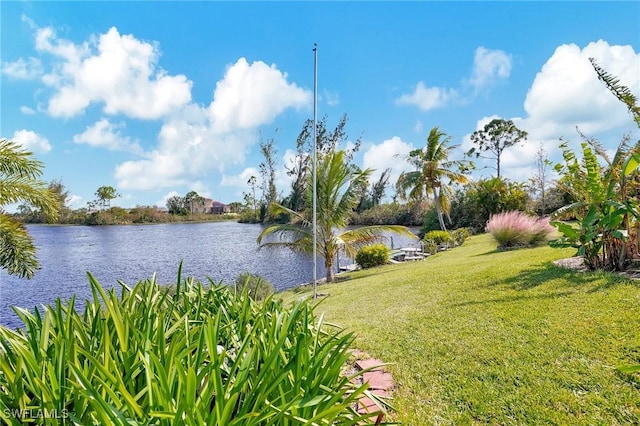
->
[0,221,419,329]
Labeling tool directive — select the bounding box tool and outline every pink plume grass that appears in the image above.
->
[486,211,554,249]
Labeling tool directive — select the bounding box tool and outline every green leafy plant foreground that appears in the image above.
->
[551,59,640,271]
[233,272,274,301]
[0,268,377,425]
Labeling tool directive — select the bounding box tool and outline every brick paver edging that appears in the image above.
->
[351,353,395,425]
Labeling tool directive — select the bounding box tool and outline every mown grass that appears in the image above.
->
[282,233,640,425]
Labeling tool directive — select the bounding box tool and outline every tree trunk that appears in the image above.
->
[325,258,336,283]
[433,190,447,231]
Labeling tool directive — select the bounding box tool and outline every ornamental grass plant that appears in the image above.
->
[486,211,555,249]
[0,266,379,425]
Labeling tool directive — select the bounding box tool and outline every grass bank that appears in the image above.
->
[282,233,640,424]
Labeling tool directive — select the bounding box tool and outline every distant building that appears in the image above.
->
[211,200,231,214]
[189,198,231,214]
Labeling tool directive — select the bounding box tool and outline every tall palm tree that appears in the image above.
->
[396,127,470,231]
[0,139,58,278]
[258,150,415,283]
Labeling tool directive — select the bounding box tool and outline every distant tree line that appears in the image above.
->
[240,113,565,236]
[15,183,240,226]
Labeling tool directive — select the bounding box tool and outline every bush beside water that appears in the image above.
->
[233,272,274,300]
[355,244,390,269]
[422,228,471,254]
[0,269,375,424]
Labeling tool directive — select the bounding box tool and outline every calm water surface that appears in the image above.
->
[0,221,418,329]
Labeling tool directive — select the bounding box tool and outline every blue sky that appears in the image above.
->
[2,1,639,210]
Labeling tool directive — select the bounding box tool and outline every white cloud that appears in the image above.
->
[464,40,639,181]
[1,57,42,79]
[115,152,188,191]
[277,148,306,195]
[67,195,84,209]
[188,182,212,199]
[20,106,36,115]
[73,118,144,154]
[522,40,639,139]
[12,129,52,153]
[396,82,458,111]
[413,120,423,134]
[115,58,311,191]
[220,167,261,188]
[35,26,192,119]
[323,89,340,106]
[362,136,415,193]
[156,191,181,208]
[209,58,310,133]
[466,47,512,91]
[397,46,512,111]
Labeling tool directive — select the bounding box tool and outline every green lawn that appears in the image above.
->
[283,234,640,425]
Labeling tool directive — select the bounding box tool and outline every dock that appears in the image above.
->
[390,247,428,262]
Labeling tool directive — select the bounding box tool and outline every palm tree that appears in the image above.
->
[258,150,415,283]
[0,139,58,278]
[396,127,471,231]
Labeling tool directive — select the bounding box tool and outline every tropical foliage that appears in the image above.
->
[0,139,58,278]
[396,127,471,231]
[0,269,379,424]
[551,135,640,270]
[424,177,529,233]
[551,59,640,271]
[258,150,415,283]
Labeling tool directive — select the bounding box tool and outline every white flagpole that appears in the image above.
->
[312,43,318,299]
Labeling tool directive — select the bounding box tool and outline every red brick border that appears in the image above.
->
[352,354,394,424]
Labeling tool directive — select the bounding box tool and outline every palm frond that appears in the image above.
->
[0,214,39,278]
[340,225,417,258]
[0,139,45,179]
[257,223,312,244]
[267,202,309,226]
[0,178,59,221]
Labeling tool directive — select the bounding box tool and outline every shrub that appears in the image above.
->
[486,211,554,249]
[233,272,274,301]
[0,269,376,424]
[423,239,438,255]
[446,178,530,232]
[238,210,261,223]
[355,244,390,268]
[349,202,427,226]
[450,227,472,246]
[423,230,453,246]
